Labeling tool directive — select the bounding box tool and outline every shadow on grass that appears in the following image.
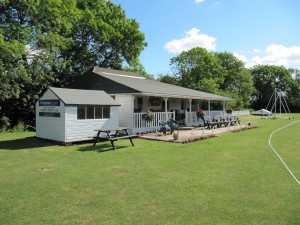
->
[78,143,129,153]
[0,137,55,150]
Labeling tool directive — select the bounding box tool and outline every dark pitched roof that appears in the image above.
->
[49,87,120,106]
[68,67,234,101]
[94,67,233,101]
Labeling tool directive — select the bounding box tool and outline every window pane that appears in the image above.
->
[77,106,85,119]
[103,106,110,118]
[95,106,102,119]
[86,105,94,119]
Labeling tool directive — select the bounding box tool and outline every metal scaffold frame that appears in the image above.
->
[265,88,294,119]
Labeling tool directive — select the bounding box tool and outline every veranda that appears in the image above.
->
[131,95,249,134]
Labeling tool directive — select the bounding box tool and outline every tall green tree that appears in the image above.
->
[214,52,254,108]
[158,73,179,86]
[0,33,28,127]
[0,0,147,128]
[0,32,59,128]
[250,65,298,111]
[288,68,300,111]
[57,0,147,84]
[170,47,225,94]
[289,68,300,83]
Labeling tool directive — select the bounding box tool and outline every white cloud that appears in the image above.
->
[233,52,256,68]
[233,52,247,63]
[235,44,300,68]
[195,0,205,4]
[164,28,217,53]
[210,1,221,7]
[253,48,261,53]
[251,44,300,66]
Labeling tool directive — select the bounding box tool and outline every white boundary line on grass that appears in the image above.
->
[268,120,300,185]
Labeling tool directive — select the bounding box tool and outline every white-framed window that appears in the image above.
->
[77,105,110,120]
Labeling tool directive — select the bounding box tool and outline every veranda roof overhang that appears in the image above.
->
[119,92,234,102]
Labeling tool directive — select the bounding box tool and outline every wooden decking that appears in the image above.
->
[139,123,248,143]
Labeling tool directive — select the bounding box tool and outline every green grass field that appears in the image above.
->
[1,115,300,225]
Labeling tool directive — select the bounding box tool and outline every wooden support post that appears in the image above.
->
[189,98,192,125]
[208,100,211,118]
[164,97,169,120]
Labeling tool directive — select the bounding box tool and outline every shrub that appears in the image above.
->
[0,121,28,133]
[12,121,27,133]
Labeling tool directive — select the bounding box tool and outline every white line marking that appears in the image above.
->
[268,120,300,185]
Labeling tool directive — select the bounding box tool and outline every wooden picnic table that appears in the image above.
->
[93,127,137,150]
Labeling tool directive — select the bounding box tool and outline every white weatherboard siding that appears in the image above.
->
[65,106,119,142]
[115,95,134,133]
[169,98,181,112]
[36,88,120,143]
[36,90,65,142]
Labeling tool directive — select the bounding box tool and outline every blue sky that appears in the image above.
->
[112,0,300,76]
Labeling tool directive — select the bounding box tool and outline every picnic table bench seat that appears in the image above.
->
[226,116,241,126]
[93,127,137,150]
[200,116,220,129]
[199,116,240,129]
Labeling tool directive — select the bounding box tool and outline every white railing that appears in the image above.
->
[185,110,250,126]
[232,110,250,116]
[185,111,198,126]
[132,110,250,133]
[133,112,175,132]
[185,111,224,126]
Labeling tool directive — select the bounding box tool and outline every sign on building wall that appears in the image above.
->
[39,100,61,117]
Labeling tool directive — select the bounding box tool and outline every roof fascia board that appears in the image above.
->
[112,92,234,101]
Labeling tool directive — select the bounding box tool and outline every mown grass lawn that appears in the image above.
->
[0,115,300,225]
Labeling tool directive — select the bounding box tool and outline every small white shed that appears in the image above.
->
[36,87,120,143]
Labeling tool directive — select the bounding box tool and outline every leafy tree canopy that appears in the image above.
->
[0,0,147,128]
[158,73,179,86]
[250,65,299,111]
[165,47,254,109]
[0,0,147,83]
[214,52,254,108]
[289,68,300,83]
[170,47,225,94]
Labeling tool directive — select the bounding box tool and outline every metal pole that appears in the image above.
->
[279,91,282,116]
